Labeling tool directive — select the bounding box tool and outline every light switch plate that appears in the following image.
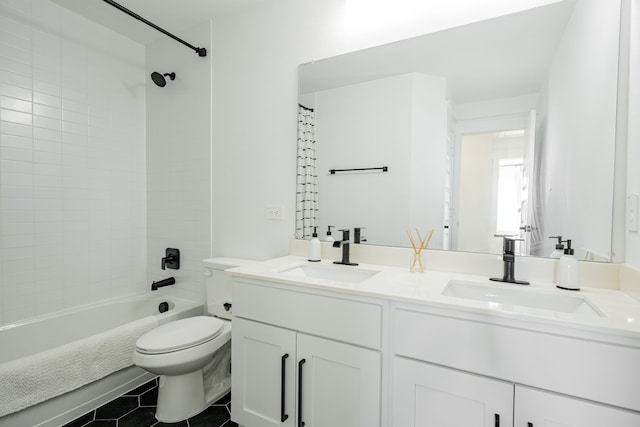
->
[628,193,639,232]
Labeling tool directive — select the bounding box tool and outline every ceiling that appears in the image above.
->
[51,0,266,45]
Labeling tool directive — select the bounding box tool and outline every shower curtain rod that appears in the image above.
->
[101,0,207,57]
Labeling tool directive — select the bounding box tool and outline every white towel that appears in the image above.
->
[0,315,158,417]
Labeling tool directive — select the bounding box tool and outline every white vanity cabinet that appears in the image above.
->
[231,279,385,427]
[228,257,640,427]
[392,303,640,427]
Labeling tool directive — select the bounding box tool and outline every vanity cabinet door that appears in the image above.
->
[231,318,297,427]
[297,333,381,427]
[393,356,513,427]
[515,385,640,427]
[232,318,382,427]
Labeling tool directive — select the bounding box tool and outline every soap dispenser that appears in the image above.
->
[324,225,335,243]
[309,226,321,262]
[549,236,565,259]
[556,239,579,290]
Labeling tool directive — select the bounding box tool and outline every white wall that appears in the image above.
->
[410,73,448,247]
[627,0,640,268]
[0,0,146,324]
[536,0,620,261]
[145,22,212,303]
[2,0,632,325]
[312,73,446,247]
[209,0,564,260]
[315,74,412,247]
[454,94,539,123]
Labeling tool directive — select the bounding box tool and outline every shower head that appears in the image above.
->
[151,72,175,87]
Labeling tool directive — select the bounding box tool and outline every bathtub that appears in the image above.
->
[0,294,204,427]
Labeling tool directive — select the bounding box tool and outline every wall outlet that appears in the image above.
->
[265,205,283,220]
[628,194,639,232]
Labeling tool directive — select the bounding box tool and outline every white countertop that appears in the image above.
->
[229,256,640,345]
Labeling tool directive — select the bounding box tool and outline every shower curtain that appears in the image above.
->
[295,105,318,239]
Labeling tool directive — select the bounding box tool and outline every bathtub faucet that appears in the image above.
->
[151,277,176,291]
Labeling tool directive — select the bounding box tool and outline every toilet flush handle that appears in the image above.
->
[223,302,232,311]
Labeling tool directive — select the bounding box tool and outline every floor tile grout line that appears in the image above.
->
[64,378,233,427]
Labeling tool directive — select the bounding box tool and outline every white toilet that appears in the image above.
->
[133,258,250,423]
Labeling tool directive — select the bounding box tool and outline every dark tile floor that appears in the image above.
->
[62,378,237,427]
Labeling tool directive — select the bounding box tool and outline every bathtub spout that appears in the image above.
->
[152,277,176,291]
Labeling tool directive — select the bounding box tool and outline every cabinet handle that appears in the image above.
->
[495,413,500,427]
[281,354,289,422]
[298,359,306,427]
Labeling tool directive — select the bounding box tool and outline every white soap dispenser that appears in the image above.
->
[549,236,565,259]
[324,225,335,243]
[308,226,321,262]
[556,239,579,291]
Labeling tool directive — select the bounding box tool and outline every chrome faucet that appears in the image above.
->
[333,229,358,266]
[490,236,529,285]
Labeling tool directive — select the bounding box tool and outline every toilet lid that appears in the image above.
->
[136,316,225,354]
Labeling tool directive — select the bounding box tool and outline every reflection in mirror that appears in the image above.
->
[296,0,622,261]
[457,129,531,255]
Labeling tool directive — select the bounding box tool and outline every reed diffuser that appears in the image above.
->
[407,228,434,273]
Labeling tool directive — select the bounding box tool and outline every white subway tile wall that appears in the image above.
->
[0,0,147,324]
[145,21,212,303]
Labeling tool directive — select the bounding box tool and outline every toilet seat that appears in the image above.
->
[136,316,224,355]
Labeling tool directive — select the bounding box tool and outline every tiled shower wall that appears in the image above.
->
[145,22,212,303]
[0,0,147,325]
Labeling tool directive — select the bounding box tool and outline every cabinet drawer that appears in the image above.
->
[234,280,383,349]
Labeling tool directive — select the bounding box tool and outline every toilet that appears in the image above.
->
[133,258,250,422]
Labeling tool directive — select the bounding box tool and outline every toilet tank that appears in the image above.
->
[203,258,254,319]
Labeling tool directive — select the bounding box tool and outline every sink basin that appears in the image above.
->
[280,264,379,284]
[442,280,604,317]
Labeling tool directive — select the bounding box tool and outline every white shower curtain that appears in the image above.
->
[295,105,318,239]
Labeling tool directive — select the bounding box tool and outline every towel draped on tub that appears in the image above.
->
[0,315,158,417]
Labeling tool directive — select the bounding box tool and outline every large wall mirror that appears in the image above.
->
[296,0,622,261]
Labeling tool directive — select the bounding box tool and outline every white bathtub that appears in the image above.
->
[0,294,204,427]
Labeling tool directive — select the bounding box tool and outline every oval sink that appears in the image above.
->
[280,264,380,284]
[442,280,604,317]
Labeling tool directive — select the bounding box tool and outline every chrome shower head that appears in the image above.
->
[151,72,175,87]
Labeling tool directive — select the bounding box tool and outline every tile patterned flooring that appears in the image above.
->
[62,378,237,427]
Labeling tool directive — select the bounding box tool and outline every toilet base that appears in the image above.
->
[155,371,207,423]
[154,371,232,423]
